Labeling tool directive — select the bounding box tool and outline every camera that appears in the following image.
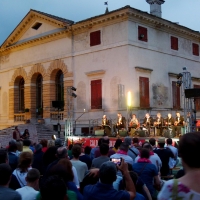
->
[110,158,122,165]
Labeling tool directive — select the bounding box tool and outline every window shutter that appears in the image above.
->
[91,79,102,109]
[90,30,101,46]
[138,26,148,42]
[172,81,180,109]
[139,77,149,108]
[171,36,178,50]
[194,85,200,110]
[193,43,199,56]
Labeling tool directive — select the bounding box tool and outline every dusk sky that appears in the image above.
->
[0,0,199,45]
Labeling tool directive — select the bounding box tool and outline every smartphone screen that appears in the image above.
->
[110,158,121,165]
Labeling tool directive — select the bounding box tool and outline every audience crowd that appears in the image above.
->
[0,128,200,200]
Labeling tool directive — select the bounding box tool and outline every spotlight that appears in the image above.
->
[71,86,76,91]
[52,134,57,140]
[72,93,77,98]
[177,73,183,79]
[176,80,182,87]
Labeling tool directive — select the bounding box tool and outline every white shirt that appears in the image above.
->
[16,186,38,200]
[167,145,178,168]
[72,166,80,188]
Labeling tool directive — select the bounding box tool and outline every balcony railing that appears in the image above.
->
[14,113,25,122]
[50,112,64,121]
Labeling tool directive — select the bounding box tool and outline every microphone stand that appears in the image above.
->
[74,110,86,135]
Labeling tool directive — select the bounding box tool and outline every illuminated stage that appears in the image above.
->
[66,136,180,148]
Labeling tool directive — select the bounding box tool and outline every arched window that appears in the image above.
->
[19,78,24,111]
[36,74,43,110]
[55,70,64,102]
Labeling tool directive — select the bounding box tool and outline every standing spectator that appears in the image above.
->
[133,148,160,198]
[40,139,48,153]
[149,138,157,150]
[16,141,23,156]
[0,148,8,164]
[79,146,92,169]
[132,138,142,151]
[22,140,33,154]
[47,140,55,148]
[0,163,21,200]
[90,138,103,160]
[16,168,40,200]
[110,142,133,165]
[13,126,21,141]
[154,137,174,176]
[21,129,30,140]
[166,138,179,169]
[83,159,136,200]
[94,137,115,158]
[8,143,19,172]
[91,143,110,168]
[112,139,123,152]
[68,144,74,158]
[12,152,33,188]
[32,144,44,174]
[158,132,200,199]
[70,144,88,183]
[135,143,162,172]
[54,138,63,148]
[124,137,139,162]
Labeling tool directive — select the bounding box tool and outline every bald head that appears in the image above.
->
[57,147,68,159]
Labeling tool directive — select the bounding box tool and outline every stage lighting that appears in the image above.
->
[52,134,57,140]
[71,86,76,91]
[72,93,77,98]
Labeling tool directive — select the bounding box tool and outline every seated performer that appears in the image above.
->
[142,113,153,136]
[116,113,126,133]
[174,112,184,137]
[154,113,164,136]
[165,113,175,138]
[129,114,139,129]
[101,115,111,136]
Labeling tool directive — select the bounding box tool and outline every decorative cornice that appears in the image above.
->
[135,66,153,73]
[168,72,178,77]
[85,70,106,76]
[192,77,200,81]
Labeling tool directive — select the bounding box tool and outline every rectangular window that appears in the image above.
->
[90,30,101,46]
[193,43,199,56]
[194,85,200,110]
[171,36,178,50]
[138,26,148,42]
[139,77,149,108]
[172,81,180,109]
[91,79,102,109]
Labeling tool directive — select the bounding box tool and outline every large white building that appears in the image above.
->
[0,1,200,134]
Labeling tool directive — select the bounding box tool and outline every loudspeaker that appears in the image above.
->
[185,89,200,98]
[137,130,146,137]
[119,130,128,137]
[52,101,64,108]
[94,130,104,136]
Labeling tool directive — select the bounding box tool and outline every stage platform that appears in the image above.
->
[66,135,179,148]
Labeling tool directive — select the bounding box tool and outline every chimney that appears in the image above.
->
[146,0,165,18]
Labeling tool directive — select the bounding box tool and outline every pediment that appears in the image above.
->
[1,9,73,48]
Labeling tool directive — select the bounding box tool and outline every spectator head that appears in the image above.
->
[179,132,200,169]
[149,138,156,146]
[43,146,58,167]
[56,147,68,159]
[166,138,173,145]
[47,140,55,148]
[55,138,63,148]
[99,162,117,184]
[8,143,17,152]
[132,137,139,144]
[0,149,8,164]
[0,163,12,186]
[98,138,103,146]
[114,139,122,150]
[142,141,149,148]
[68,144,73,150]
[100,143,109,156]
[157,137,165,148]
[119,142,129,152]
[140,148,150,159]
[9,139,16,145]
[72,144,81,159]
[124,137,132,146]
[16,141,23,151]
[143,143,153,151]
[40,175,66,200]
[35,144,43,152]
[40,139,48,147]
[102,137,110,145]
[18,152,33,172]
[57,158,74,181]
[23,139,31,147]
[84,146,92,155]
[26,168,40,190]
